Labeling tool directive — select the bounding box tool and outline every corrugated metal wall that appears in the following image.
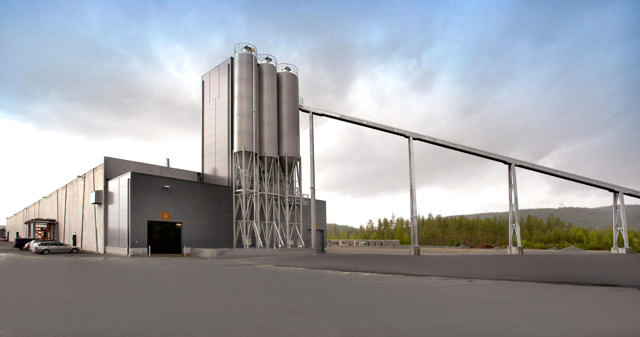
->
[104,157,199,182]
[5,165,105,253]
[106,173,130,254]
[129,173,234,249]
[202,58,232,186]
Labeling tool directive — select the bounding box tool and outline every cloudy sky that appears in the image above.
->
[1,0,639,227]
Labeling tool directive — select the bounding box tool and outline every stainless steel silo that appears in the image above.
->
[258,54,283,248]
[277,63,300,172]
[232,43,263,249]
[233,43,259,153]
[258,54,278,158]
[277,63,304,248]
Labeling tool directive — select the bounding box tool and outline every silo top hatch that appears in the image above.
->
[234,42,257,55]
[277,63,298,76]
[258,53,277,66]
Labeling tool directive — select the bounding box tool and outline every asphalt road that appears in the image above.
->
[1,243,639,336]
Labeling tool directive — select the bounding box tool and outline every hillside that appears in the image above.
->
[459,205,640,230]
[328,205,640,251]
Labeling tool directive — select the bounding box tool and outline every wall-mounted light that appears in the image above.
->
[176,223,182,227]
[162,185,171,189]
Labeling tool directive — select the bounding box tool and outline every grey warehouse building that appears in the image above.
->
[7,43,327,254]
[6,157,325,255]
[7,156,222,255]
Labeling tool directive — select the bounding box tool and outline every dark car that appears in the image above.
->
[13,238,35,250]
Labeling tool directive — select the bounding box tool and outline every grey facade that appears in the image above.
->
[7,156,326,255]
[5,165,105,253]
[202,58,233,186]
[302,198,327,248]
[6,158,232,255]
[106,171,234,255]
[106,173,130,252]
[128,173,233,251]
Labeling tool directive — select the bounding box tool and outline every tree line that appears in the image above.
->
[327,214,640,252]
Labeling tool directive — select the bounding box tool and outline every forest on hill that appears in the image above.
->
[327,207,640,252]
[462,205,640,229]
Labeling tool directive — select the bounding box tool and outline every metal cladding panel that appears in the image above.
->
[202,58,232,186]
[6,164,105,252]
[277,71,300,159]
[38,191,57,219]
[80,168,102,253]
[128,173,233,249]
[56,186,66,242]
[302,199,327,246]
[233,52,258,153]
[64,177,84,246]
[105,157,199,182]
[258,62,278,157]
[93,165,106,253]
[106,174,129,248]
[106,179,119,247]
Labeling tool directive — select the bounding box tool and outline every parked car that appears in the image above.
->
[23,239,44,251]
[30,241,80,254]
[13,238,35,250]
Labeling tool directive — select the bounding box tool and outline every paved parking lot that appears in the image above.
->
[259,249,640,288]
[1,242,639,336]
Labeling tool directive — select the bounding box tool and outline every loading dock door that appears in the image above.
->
[147,221,182,254]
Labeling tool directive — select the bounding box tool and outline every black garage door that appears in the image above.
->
[148,221,182,254]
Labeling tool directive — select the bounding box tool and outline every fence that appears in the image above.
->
[327,239,400,247]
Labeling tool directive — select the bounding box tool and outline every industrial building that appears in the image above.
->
[6,43,327,255]
[6,42,639,256]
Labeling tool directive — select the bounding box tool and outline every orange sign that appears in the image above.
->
[161,212,170,220]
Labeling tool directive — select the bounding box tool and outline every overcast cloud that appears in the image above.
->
[1,0,639,226]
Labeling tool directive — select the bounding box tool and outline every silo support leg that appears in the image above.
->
[508,164,523,255]
[611,192,631,254]
[252,222,264,248]
[273,221,284,248]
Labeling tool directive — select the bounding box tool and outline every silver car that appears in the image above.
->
[31,241,80,254]
[23,239,45,251]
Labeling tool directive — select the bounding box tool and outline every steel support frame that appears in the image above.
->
[508,164,523,255]
[233,151,263,248]
[281,158,304,248]
[299,105,640,255]
[408,137,420,255]
[309,111,320,252]
[299,106,640,198]
[611,192,631,254]
[260,156,284,248]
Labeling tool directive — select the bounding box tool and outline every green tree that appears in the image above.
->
[327,212,639,253]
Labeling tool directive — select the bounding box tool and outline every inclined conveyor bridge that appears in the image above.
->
[301,105,639,255]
